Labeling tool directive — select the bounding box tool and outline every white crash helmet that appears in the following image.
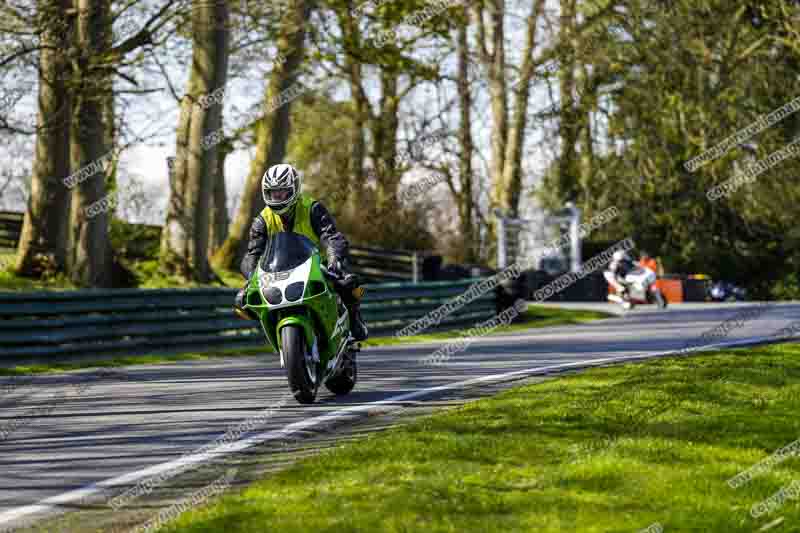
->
[612,250,629,262]
[262,163,301,214]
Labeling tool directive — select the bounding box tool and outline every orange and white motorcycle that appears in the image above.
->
[604,261,667,311]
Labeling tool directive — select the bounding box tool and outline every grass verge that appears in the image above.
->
[0,252,242,291]
[363,305,612,347]
[158,342,800,533]
[1,306,611,375]
[0,346,273,376]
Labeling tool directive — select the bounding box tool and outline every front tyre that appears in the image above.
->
[282,325,317,404]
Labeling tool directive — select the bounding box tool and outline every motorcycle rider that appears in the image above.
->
[604,250,636,297]
[638,251,658,274]
[233,163,369,341]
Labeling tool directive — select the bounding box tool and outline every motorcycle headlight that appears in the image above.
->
[262,286,283,305]
[285,281,305,302]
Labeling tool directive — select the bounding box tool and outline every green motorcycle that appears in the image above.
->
[242,232,359,404]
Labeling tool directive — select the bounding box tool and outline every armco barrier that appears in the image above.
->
[0,211,22,249]
[0,211,438,283]
[0,279,497,361]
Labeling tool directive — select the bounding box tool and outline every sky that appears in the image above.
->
[0,0,572,259]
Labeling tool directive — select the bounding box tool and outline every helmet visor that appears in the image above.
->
[266,187,293,203]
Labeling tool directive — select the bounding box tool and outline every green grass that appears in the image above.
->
[158,342,800,533]
[363,305,611,347]
[0,306,609,375]
[0,346,276,376]
[0,250,77,290]
[0,253,242,291]
[129,259,242,289]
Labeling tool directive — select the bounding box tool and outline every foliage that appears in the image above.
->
[540,0,800,296]
[109,217,161,261]
[288,97,436,250]
[769,272,800,301]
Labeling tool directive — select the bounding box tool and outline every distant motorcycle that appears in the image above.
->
[605,266,668,310]
[709,281,747,302]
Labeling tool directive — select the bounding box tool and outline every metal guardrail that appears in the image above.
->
[0,211,426,283]
[349,245,422,283]
[0,279,497,361]
[0,211,22,250]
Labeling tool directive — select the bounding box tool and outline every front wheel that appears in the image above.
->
[282,325,317,404]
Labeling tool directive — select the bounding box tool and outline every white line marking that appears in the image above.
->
[0,333,790,528]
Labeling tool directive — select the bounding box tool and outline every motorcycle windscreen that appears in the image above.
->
[259,232,316,273]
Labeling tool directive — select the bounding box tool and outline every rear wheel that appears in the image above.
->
[282,325,317,404]
[654,290,668,309]
[325,347,357,396]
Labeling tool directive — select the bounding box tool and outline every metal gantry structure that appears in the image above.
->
[495,203,582,273]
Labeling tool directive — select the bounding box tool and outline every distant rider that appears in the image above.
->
[638,251,658,275]
[604,250,635,296]
[233,163,369,341]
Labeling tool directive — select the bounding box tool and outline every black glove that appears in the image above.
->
[327,254,348,276]
[235,279,249,308]
[327,257,359,289]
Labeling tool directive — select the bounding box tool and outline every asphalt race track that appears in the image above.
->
[0,302,798,531]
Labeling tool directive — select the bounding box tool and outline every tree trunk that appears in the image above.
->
[557,0,579,201]
[211,0,310,271]
[578,61,595,207]
[101,0,117,211]
[456,12,476,263]
[484,0,508,212]
[371,70,400,209]
[15,0,72,276]
[66,0,113,287]
[501,0,546,218]
[341,9,367,212]
[160,0,229,282]
[473,0,507,261]
[208,142,230,255]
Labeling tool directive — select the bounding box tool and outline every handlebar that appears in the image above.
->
[320,265,341,280]
[321,265,358,290]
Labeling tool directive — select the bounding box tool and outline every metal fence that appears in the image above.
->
[0,211,429,283]
[0,279,497,362]
[349,245,423,283]
[0,211,22,250]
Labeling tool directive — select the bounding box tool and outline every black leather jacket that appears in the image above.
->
[609,257,635,279]
[240,201,349,280]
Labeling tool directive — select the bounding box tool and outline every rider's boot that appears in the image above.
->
[345,300,369,341]
[233,287,258,320]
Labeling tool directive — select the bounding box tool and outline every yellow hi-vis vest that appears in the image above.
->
[259,193,320,248]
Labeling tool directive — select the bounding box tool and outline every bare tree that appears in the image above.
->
[212,0,311,271]
[14,0,72,276]
[501,0,546,217]
[208,140,231,255]
[160,0,230,281]
[66,0,114,287]
[454,8,477,261]
[472,0,549,218]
